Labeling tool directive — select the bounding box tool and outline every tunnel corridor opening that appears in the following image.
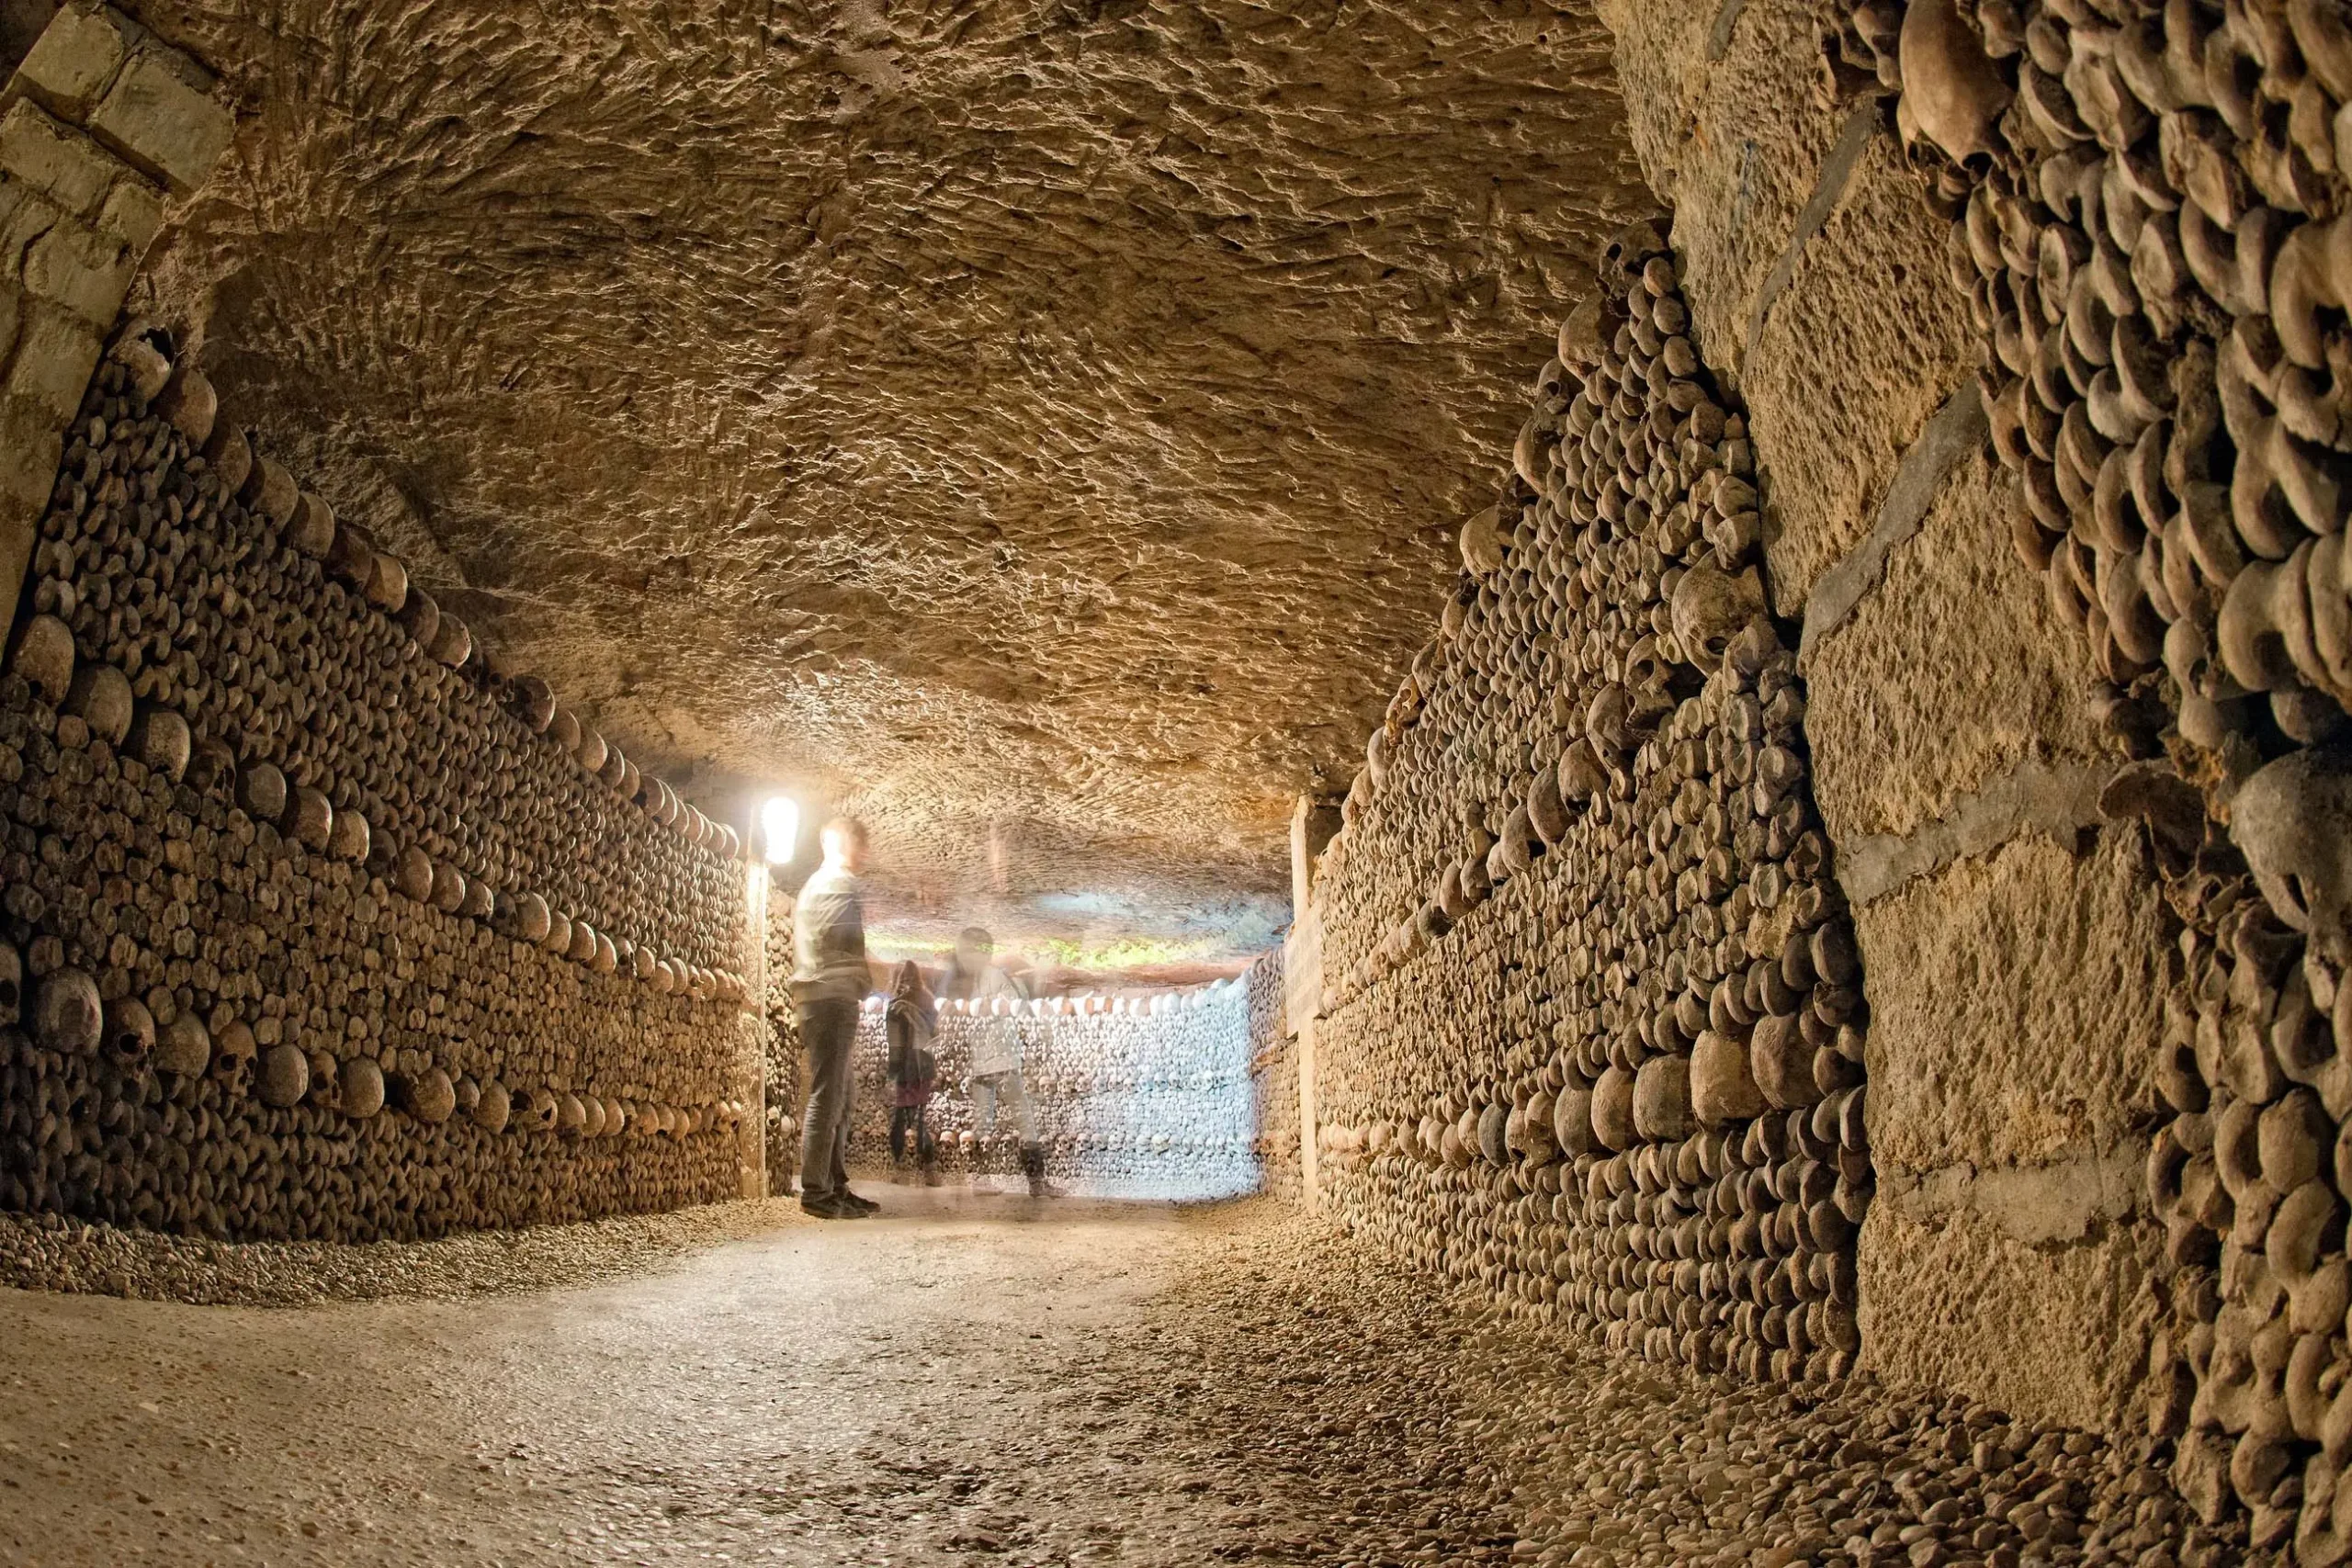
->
[0,0,2351,1562]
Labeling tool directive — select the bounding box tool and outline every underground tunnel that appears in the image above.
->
[3,0,2352,1562]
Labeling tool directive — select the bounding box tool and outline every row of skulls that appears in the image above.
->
[6,612,750,1008]
[38,334,749,974]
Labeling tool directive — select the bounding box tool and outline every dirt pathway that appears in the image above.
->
[0,1192,2230,1568]
[0,1192,1515,1567]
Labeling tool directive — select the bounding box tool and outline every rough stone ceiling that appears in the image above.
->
[125,0,1646,959]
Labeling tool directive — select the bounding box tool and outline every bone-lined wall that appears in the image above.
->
[0,6,767,1239]
[1286,0,2352,1552]
[1245,949,1298,1203]
[759,891,801,1197]
[1306,221,1873,1385]
[0,333,763,1240]
[1821,0,2352,1547]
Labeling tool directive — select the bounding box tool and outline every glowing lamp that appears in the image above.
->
[760,795,799,866]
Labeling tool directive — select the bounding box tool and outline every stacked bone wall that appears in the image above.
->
[1805,0,2352,1549]
[1552,0,2352,1553]
[1307,221,1874,1385]
[0,332,761,1242]
[842,981,1263,1201]
[1245,948,1299,1204]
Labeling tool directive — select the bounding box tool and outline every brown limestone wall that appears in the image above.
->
[1600,0,2352,1553]
[1591,0,2175,1443]
[1305,221,1875,1386]
[0,2,229,637]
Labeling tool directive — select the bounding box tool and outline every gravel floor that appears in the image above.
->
[0,1192,2251,1566]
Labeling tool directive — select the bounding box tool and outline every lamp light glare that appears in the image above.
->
[760,796,799,865]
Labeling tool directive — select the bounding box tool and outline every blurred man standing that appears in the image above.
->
[940,925,1057,1198]
[793,817,876,1219]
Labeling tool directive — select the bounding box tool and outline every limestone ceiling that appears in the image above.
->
[124,0,1646,960]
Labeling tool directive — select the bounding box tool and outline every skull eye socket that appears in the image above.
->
[0,980,17,1009]
[113,1029,140,1053]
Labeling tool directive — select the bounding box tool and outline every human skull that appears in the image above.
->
[210,1020,258,1096]
[33,968,102,1055]
[2232,749,2352,965]
[328,806,371,863]
[153,1013,209,1077]
[65,662,132,746]
[102,996,154,1070]
[288,788,334,852]
[403,1066,457,1124]
[126,706,191,783]
[10,613,75,705]
[234,760,288,824]
[257,1043,309,1108]
[1671,563,1768,666]
[340,1055,386,1118]
[305,1049,341,1110]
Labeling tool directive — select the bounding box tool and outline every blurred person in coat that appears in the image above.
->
[885,960,940,1184]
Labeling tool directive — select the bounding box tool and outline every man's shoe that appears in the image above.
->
[838,1190,880,1214]
[1019,1144,1065,1199]
[800,1194,858,1220]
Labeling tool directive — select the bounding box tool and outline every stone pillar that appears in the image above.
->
[1595,0,2163,1431]
[1288,794,1340,919]
[0,3,232,633]
[740,860,771,1200]
[1286,795,1329,1213]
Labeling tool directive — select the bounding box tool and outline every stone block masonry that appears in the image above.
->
[0,5,229,636]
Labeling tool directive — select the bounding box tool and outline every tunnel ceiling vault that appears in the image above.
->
[119,0,1648,956]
